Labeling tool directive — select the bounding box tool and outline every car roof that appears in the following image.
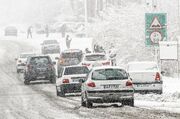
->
[20,52,35,55]
[85,53,106,56]
[91,66,125,71]
[127,61,157,65]
[64,65,88,68]
[29,55,50,58]
[62,49,82,53]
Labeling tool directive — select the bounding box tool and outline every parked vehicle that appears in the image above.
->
[4,26,18,36]
[16,53,35,73]
[127,61,163,94]
[24,55,56,85]
[56,65,89,96]
[81,53,111,69]
[81,66,134,108]
[57,49,83,67]
[41,40,60,54]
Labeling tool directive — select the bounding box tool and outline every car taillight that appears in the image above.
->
[102,61,110,65]
[87,82,96,87]
[82,63,90,66]
[63,79,69,83]
[59,58,64,64]
[126,80,133,87]
[155,72,161,81]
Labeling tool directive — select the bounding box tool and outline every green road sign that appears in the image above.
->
[145,13,167,47]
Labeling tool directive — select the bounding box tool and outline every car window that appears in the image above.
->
[20,54,34,58]
[128,63,158,71]
[64,67,89,75]
[43,40,58,44]
[58,67,64,78]
[92,69,128,80]
[30,57,51,65]
[85,54,106,61]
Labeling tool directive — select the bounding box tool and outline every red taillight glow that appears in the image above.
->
[155,72,161,81]
[102,61,110,65]
[82,63,91,66]
[87,82,96,87]
[126,80,133,87]
[63,79,69,83]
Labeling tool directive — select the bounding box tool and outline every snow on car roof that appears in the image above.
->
[92,66,125,71]
[62,49,82,53]
[128,61,157,65]
[64,65,87,68]
[85,53,106,56]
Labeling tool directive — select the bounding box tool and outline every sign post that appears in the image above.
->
[145,13,167,47]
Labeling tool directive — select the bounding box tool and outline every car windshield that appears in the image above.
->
[92,69,128,80]
[30,57,51,65]
[128,63,158,71]
[20,54,34,58]
[85,54,106,61]
[43,40,58,44]
[64,67,89,75]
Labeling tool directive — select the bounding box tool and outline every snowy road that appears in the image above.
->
[0,39,180,119]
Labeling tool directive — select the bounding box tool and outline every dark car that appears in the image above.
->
[24,55,56,85]
[41,40,60,54]
[4,26,18,36]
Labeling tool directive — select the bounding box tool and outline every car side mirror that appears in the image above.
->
[130,78,132,81]
[55,57,59,60]
[53,61,56,65]
[15,58,18,61]
[161,71,165,75]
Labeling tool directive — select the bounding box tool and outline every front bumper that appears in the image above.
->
[57,83,82,93]
[86,90,134,103]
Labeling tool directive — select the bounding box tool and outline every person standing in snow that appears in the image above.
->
[27,26,32,39]
[66,35,72,49]
[108,45,117,66]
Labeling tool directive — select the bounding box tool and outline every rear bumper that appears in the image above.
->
[133,82,163,93]
[86,90,134,103]
[25,71,55,80]
[57,83,81,93]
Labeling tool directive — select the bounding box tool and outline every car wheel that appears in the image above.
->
[50,77,56,84]
[85,93,93,108]
[157,90,163,94]
[122,99,134,107]
[24,80,30,85]
[56,86,61,96]
[17,69,21,73]
[81,95,86,107]
[59,86,65,97]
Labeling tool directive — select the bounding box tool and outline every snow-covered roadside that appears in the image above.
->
[135,77,180,113]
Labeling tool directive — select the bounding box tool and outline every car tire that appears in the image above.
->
[56,86,61,96]
[24,80,30,85]
[17,69,20,73]
[50,77,56,84]
[122,98,134,107]
[85,93,93,108]
[81,95,86,107]
[59,86,65,97]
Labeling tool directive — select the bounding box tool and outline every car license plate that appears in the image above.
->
[136,84,150,87]
[103,84,119,89]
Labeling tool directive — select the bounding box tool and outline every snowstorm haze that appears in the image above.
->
[0,0,67,26]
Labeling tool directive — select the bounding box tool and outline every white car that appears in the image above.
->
[41,40,60,54]
[127,61,163,94]
[15,53,35,73]
[81,66,134,108]
[56,65,89,97]
[81,53,111,69]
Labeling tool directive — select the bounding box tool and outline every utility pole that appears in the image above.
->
[84,0,88,37]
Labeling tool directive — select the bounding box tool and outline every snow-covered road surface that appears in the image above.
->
[0,38,180,119]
